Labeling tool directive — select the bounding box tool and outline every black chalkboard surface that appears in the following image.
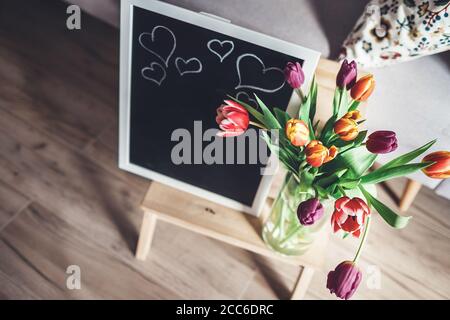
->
[120,0,320,215]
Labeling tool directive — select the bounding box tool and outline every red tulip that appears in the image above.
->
[422,151,450,179]
[285,119,309,147]
[327,261,362,300]
[284,62,305,89]
[216,100,249,137]
[331,197,370,238]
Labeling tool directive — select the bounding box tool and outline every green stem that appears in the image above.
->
[353,216,371,263]
[295,88,305,102]
[348,100,360,112]
[249,121,266,129]
[326,133,339,145]
[338,186,347,197]
[279,224,301,247]
[273,172,295,236]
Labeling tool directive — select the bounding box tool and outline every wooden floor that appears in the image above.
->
[0,0,449,299]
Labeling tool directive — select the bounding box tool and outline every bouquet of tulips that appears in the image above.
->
[216,59,450,299]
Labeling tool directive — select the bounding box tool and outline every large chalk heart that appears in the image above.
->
[207,39,234,62]
[138,26,176,67]
[235,54,285,93]
[175,57,203,76]
[141,62,166,86]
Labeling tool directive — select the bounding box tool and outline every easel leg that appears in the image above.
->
[399,179,422,212]
[135,210,158,261]
[291,266,314,300]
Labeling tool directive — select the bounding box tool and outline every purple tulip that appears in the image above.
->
[336,59,357,89]
[327,261,362,300]
[366,130,398,154]
[284,62,305,89]
[297,198,324,226]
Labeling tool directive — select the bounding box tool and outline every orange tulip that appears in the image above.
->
[334,110,361,141]
[305,140,338,167]
[285,119,310,147]
[350,74,375,101]
[422,151,450,179]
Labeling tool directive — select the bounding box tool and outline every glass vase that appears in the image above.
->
[262,172,332,256]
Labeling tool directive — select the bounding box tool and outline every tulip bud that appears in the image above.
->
[305,140,338,167]
[297,198,324,226]
[422,151,450,179]
[351,74,375,101]
[284,62,305,89]
[366,130,398,154]
[336,59,357,90]
[334,110,361,141]
[285,119,309,147]
[216,100,249,137]
[327,261,362,300]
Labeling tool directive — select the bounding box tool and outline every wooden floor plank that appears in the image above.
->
[83,122,149,190]
[0,203,180,299]
[0,0,117,150]
[0,180,30,230]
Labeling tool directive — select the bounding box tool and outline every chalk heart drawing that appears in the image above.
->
[207,39,234,62]
[235,54,285,93]
[175,57,203,76]
[141,62,167,86]
[138,26,176,67]
[236,91,257,107]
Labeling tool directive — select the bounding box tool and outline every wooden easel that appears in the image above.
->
[135,172,328,299]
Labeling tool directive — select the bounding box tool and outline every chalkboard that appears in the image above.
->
[119,0,320,215]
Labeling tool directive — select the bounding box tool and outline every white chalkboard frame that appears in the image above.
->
[119,0,321,216]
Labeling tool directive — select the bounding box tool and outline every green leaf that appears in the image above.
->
[261,131,298,176]
[300,169,315,192]
[337,89,349,119]
[353,130,367,146]
[228,95,266,126]
[332,88,342,116]
[314,185,329,199]
[254,95,281,129]
[308,119,316,141]
[309,77,318,122]
[359,185,411,229]
[315,168,348,188]
[320,115,337,142]
[322,146,377,179]
[339,178,361,189]
[332,131,367,149]
[299,91,312,123]
[299,76,318,124]
[361,162,433,185]
[273,108,290,129]
[378,140,436,171]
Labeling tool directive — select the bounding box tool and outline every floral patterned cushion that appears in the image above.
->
[340,0,450,67]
